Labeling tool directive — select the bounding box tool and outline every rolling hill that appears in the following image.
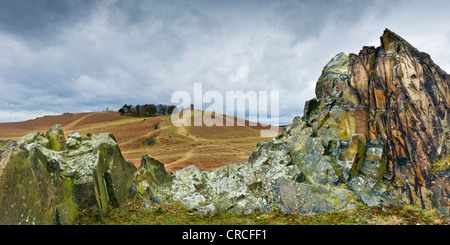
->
[0,110,280,171]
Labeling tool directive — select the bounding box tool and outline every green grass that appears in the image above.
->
[76,200,448,225]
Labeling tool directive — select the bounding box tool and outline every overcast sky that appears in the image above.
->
[1,0,450,124]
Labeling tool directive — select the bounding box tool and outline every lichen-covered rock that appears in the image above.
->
[270,177,336,214]
[296,29,449,212]
[18,131,49,148]
[134,154,171,200]
[167,135,358,215]
[167,141,299,215]
[428,170,450,215]
[0,144,55,225]
[54,132,137,212]
[53,174,78,225]
[315,52,349,101]
[64,131,82,150]
[138,154,171,187]
[169,165,217,215]
[0,125,138,224]
[45,124,66,151]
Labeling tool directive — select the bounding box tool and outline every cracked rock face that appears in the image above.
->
[299,29,449,213]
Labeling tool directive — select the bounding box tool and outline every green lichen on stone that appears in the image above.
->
[1,125,138,224]
[0,145,55,225]
[45,124,66,151]
[53,175,78,225]
[318,52,349,81]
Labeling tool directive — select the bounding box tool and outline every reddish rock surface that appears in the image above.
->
[306,29,449,212]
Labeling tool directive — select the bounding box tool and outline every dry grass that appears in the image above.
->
[0,110,277,171]
[77,199,449,225]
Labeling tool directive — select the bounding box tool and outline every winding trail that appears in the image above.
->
[165,148,195,167]
[121,126,169,145]
[65,113,95,130]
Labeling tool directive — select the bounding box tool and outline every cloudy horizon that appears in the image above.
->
[1,0,450,125]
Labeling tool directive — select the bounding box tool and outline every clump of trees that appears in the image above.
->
[119,104,176,117]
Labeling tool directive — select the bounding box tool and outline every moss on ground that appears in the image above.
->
[76,199,448,225]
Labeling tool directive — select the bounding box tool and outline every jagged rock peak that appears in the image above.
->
[302,29,449,214]
[380,28,414,54]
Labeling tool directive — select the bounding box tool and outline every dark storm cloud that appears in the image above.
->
[0,0,449,123]
[0,0,99,44]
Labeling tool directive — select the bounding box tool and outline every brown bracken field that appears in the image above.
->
[0,110,279,171]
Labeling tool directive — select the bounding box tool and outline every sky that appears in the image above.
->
[1,0,450,125]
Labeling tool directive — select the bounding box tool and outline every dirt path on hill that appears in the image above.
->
[165,148,195,167]
[121,126,169,145]
[65,113,95,130]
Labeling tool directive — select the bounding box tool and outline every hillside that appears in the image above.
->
[0,110,279,171]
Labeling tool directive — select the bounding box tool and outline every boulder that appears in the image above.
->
[138,154,171,187]
[53,132,138,213]
[0,125,138,224]
[45,124,66,151]
[134,154,171,199]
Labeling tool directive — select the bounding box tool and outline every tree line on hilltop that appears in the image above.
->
[118,104,177,117]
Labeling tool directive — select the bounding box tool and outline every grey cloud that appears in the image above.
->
[0,0,450,124]
[0,0,99,44]
[267,0,394,43]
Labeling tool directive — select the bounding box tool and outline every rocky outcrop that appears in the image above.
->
[0,125,137,224]
[150,29,449,215]
[302,29,449,213]
[142,131,359,215]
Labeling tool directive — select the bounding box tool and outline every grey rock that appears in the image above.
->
[5,125,138,223]
[270,177,336,214]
